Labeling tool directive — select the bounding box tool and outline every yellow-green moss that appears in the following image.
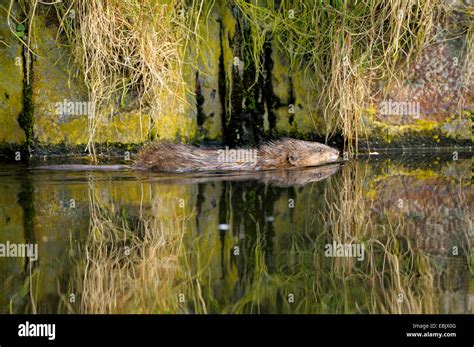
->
[0,1,26,145]
[271,44,290,103]
[192,9,223,139]
[30,13,163,146]
[152,112,197,142]
[366,188,377,200]
[96,113,151,144]
[292,69,323,134]
[363,113,471,147]
[31,12,90,145]
[270,43,325,136]
[220,1,237,41]
[220,0,236,113]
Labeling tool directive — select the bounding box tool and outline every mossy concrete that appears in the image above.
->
[192,9,223,140]
[361,110,472,149]
[30,9,153,147]
[271,44,325,137]
[0,2,471,154]
[0,1,26,146]
[0,173,26,311]
[30,10,90,146]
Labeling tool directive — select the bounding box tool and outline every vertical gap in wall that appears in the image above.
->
[17,3,34,159]
[288,76,295,126]
[263,38,277,139]
[217,19,228,146]
[228,7,243,148]
[195,71,206,139]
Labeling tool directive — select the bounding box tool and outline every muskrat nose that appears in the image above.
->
[330,150,340,162]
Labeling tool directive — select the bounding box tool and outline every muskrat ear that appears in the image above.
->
[288,153,299,165]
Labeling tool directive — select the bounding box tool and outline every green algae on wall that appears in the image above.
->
[192,9,223,141]
[30,8,154,147]
[0,1,472,154]
[0,0,26,146]
[360,112,472,149]
[271,43,325,138]
[30,9,90,146]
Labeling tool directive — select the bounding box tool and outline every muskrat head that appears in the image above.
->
[286,139,340,167]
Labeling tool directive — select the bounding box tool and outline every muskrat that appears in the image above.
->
[35,139,340,172]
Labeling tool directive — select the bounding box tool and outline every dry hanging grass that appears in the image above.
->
[234,0,447,152]
[53,0,211,157]
[12,0,470,153]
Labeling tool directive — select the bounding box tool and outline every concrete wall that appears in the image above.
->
[0,1,471,158]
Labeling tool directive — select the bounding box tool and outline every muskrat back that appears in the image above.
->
[34,139,339,173]
[134,139,340,172]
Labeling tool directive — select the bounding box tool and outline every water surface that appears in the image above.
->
[0,151,472,314]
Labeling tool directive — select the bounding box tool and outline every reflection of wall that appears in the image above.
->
[364,159,472,313]
[188,177,332,312]
[371,172,471,258]
[0,172,26,311]
[0,170,197,313]
[0,158,471,314]
[188,159,472,313]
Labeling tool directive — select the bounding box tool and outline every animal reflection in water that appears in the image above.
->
[141,164,341,187]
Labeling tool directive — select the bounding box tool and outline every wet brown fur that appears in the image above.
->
[133,139,340,172]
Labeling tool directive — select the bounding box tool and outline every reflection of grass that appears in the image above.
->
[6,261,40,314]
[183,163,442,314]
[182,217,438,314]
[322,163,439,313]
[76,163,469,314]
[364,218,438,313]
[190,163,459,314]
[76,179,192,313]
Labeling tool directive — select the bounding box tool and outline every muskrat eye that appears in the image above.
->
[288,154,298,164]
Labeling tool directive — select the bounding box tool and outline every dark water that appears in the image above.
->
[0,151,472,314]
